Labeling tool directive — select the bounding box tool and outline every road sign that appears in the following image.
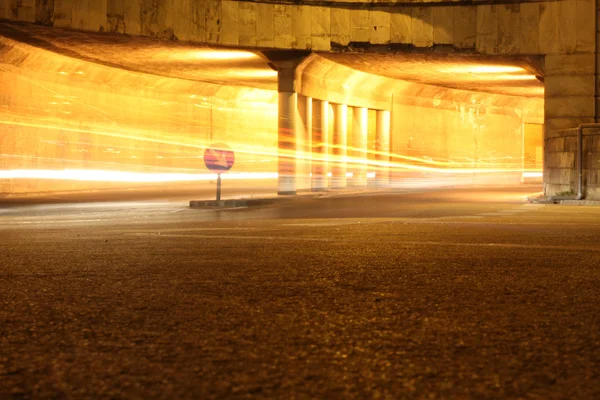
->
[204,143,235,173]
[204,143,235,202]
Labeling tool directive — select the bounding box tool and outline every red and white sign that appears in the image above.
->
[203,143,235,173]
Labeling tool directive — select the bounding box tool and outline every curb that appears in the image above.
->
[528,196,600,206]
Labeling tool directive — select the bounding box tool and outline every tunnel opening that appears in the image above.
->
[0,21,545,198]
[297,51,545,190]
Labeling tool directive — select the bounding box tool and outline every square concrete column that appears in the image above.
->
[350,107,368,187]
[296,95,312,192]
[544,54,596,135]
[278,90,297,195]
[311,99,329,191]
[277,65,298,195]
[311,100,329,192]
[265,51,310,195]
[376,110,391,187]
[331,103,348,189]
[543,54,597,197]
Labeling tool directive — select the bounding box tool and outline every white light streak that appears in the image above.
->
[228,69,277,78]
[0,169,278,182]
[522,172,543,178]
[442,66,525,74]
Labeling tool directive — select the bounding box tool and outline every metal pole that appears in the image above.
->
[216,173,221,201]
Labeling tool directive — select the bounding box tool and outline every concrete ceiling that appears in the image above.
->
[0,21,543,98]
[0,22,277,89]
[322,52,544,98]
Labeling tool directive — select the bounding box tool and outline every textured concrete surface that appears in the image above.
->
[1,0,592,55]
[1,185,600,398]
[544,128,600,199]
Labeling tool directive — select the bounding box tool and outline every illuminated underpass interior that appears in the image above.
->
[0,22,544,196]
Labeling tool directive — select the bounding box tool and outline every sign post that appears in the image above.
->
[203,143,235,202]
[216,173,222,201]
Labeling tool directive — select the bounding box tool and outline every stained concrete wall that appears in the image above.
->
[545,128,600,198]
[0,36,277,194]
[1,0,592,55]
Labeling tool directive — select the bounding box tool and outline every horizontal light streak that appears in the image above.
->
[138,49,260,62]
[522,172,543,178]
[188,50,259,61]
[441,65,525,74]
[0,169,277,182]
[0,122,534,177]
[493,74,537,81]
[0,119,277,158]
[227,69,278,78]
[0,163,541,183]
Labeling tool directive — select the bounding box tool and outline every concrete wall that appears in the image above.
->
[545,128,600,198]
[1,1,592,54]
[0,36,278,195]
[390,89,543,185]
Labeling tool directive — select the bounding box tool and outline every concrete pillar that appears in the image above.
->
[331,103,348,189]
[376,110,391,186]
[544,54,596,135]
[350,107,368,187]
[311,99,329,191]
[543,54,597,196]
[277,63,298,195]
[296,95,312,192]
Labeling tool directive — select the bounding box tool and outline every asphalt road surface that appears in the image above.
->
[1,185,599,399]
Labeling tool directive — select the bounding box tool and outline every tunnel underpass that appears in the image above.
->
[0,21,544,198]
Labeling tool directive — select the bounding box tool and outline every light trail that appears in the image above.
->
[0,169,277,182]
[0,114,541,184]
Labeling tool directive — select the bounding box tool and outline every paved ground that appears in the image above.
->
[1,185,599,399]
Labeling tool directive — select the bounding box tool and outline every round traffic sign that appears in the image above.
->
[204,143,235,172]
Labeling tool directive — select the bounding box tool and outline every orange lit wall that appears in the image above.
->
[0,37,278,195]
[1,35,545,196]
[390,91,543,184]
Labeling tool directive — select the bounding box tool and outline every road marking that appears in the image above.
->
[115,227,254,233]
[476,203,546,217]
[8,218,105,225]
[128,233,330,241]
[280,221,362,227]
[397,240,598,252]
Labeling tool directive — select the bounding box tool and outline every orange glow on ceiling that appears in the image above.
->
[158,49,260,61]
[482,74,538,81]
[227,69,278,78]
[441,65,526,74]
[192,50,259,60]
